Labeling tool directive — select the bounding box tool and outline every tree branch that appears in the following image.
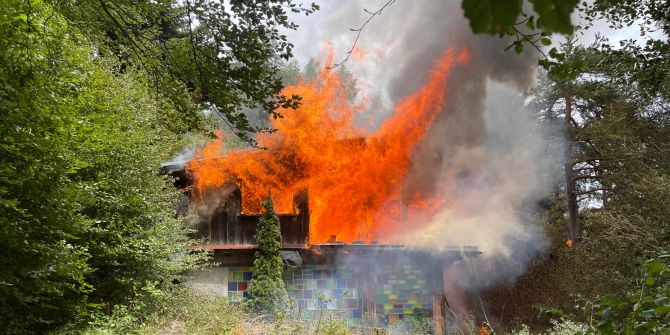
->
[575,188,606,196]
[511,24,547,58]
[185,0,208,98]
[327,0,396,70]
[573,175,602,181]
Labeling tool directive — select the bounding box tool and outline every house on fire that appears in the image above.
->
[161,161,480,333]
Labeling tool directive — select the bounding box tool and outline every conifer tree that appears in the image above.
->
[244,195,287,314]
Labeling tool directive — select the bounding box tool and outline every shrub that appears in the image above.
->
[244,195,288,314]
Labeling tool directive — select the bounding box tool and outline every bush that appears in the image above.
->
[244,195,288,314]
[0,2,207,332]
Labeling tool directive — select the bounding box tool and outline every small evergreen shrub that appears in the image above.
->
[244,195,288,315]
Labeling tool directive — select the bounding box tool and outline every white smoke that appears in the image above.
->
[286,0,562,289]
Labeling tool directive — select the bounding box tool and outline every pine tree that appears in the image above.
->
[244,195,288,314]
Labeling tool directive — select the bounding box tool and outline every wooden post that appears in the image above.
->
[293,188,310,245]
[223,185,241,244]
[434,294,445,335]
[361,274,376,321]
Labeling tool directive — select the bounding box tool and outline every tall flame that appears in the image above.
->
[187,48,469,243]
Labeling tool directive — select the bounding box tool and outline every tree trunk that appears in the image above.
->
[564,94,581,244]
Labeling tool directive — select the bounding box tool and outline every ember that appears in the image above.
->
[187,48,469,243]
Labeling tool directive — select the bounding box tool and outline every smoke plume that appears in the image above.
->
[287,0,559,287]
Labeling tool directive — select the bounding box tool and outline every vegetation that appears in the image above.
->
[244,195,288,314]
[1,0,668,333]
[0,2,207,332]
[0,0,313,333]
[465,0,670,334]
[50,0,319,145]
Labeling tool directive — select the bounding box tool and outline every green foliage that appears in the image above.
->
[528,0,578,34]
[315,318,350,335]
[50,0,319,145]
[483,17,669,327]
[584,256,670,334]
[56,287,355,335]
[513,319,587,335]
[545,255,670,335]
[461,0,523,34]
[461,0,577,45]
[244,195,288,314]
[0,1,208,333]
[462,0,576,58]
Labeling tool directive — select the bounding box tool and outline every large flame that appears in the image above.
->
[187,47,469,243]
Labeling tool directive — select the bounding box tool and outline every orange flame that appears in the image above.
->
[566,239,573,247]
[187,48,470,243]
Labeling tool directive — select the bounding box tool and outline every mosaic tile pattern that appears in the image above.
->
[227,266,253,301]
[283,265,361,322]
[222,262,434,325]
[373,264,433,324]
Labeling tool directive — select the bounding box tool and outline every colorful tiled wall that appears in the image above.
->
[283,265,361,322]
[227,266,253,301]
[373,263,433,324]
[222,262,434,325]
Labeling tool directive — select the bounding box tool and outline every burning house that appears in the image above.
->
[163,160,479,330]
[160,46,519,332]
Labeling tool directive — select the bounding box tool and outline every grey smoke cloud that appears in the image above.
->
[285,0,561,289]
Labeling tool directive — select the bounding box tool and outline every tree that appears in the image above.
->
[461,0,669,84]
[245,195,288,315]
[50,0,319,145]
[485,25,669,329]
[0,2,207,333]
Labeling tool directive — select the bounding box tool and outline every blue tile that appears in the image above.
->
[337,279,347,289]
[243,291,249,298]
[228,282,238,291]
[352,308,361,319]
[243,272,253,281]
[333,289,341,298]
[314,271,322,279]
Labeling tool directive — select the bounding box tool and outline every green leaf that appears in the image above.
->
[525,16,536,30]
[540,37,552,46]
[529,0,578,34]
[646,261,664,275]
[542,308,564,318]
[654,306,670,316]
[641,309,656,319]
[645,276,655,286]
[462,0,523,34]
[514,43,524,54]
[596,321,615,335]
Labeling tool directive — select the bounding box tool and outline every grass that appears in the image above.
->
[53,287,436,335]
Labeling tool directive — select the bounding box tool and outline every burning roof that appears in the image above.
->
[186,48,470,245]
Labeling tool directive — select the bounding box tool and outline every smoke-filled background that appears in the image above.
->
[286,0,561,290]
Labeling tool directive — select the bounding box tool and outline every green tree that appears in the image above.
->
[0,2,207,333]
[245,195,287,315]
[50,0,319,144]
[482,32,668,330]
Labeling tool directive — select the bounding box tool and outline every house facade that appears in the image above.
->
[162,162,480,332]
